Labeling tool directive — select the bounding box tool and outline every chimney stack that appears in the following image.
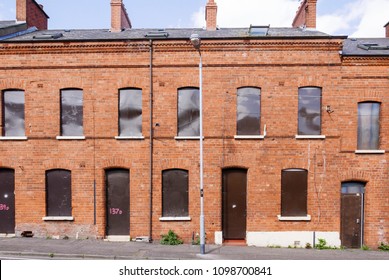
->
[385,21,389,38]
[16,0,49,30]
[206,0,218,31]
[111,0,132,32]
[292,0,317,29]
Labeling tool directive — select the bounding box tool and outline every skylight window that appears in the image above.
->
[357,43,389,51]
[249,25,269,36]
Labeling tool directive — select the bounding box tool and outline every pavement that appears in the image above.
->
[1,237,389,260]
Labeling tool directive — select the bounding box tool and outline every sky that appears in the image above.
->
[0,0,388,37]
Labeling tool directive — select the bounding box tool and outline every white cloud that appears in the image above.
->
[317,0,389,37]
[192,0,389,37]
[192,0,300,28]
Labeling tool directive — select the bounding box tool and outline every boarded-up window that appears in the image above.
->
[119,88,142,136]
[237,87,261,135]
[162,169,189,217]
[2,90,25,136]
[298,87,321,135]
[60,89,83,136]
[177,88,199,137]
[281,169,307,216]
[46,169,72,217]
[358,102,380,150]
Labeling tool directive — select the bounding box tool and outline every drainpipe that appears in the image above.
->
[148,40,154,243]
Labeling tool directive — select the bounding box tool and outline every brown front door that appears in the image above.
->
[341,193,363,248]
[222,169,247,240]
[106,169,130,236]
[0,169,15,234]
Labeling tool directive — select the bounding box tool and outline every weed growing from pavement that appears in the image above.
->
[315,238,338,250]
[378,243,389,251]
[160,230,183,245]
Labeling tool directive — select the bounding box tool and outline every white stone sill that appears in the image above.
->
[234,135,265,140]
[0,136,28,141]
[42,216,74,221]
[277,215,311,221]
[355,150,385,154]
[115,136,145,140]
[295,135,326,139]
[159,217,191,221]
[174,136,204,140]
[56,136,86,140]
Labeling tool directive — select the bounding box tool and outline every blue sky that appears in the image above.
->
[0,0,388,37]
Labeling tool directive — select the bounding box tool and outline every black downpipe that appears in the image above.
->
[149,40,154,243]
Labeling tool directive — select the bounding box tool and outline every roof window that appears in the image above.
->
[357,43,389,51]
[249,25,269,36]
[33,33,63,40]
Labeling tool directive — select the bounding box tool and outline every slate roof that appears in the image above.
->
[5,27,339,42]
[343,38,389,56]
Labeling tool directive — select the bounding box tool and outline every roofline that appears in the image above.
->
[384,21,389,27]
[4,34,348,43]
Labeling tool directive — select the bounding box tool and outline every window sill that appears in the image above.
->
[115,136,145,140]
[234,135,265,140]
[277,215,311,221]
[56,136,86,140]
[174,136,204,140]
[159,217,191,221]
[355,150,385,154]
[42,216,74,221]
[295,135,326,139]
[0,136,28,141]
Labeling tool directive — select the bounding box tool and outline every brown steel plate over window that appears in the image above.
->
[177,88,199,137]
[119,88,142,136]
[237,87,261,135]
[358,102,380,150]
[298,87,321,135]
[46,169,72,217]
[60,89,83,136]
[0,168,15,233]
[162,169,189,217]
[281,169,308,216]
[2,90,25,136]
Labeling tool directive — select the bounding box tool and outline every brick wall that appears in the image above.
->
[0,38,388,248]
[292,0,317,29]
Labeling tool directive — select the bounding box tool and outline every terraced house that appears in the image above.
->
[0,0,388,249]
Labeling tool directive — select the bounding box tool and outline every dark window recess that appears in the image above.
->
[237,87,261,135]
[281,169,308,217]
[358,102,380,150]
[2,90,25,136]
[298,87,322,135]
[177,88,199,137]
[60,89,83,136]
[119,88,142,136]
[162,169,189,217]
[46,169,72,217]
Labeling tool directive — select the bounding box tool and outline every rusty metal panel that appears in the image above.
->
[237,87,260,135]
[222,169,247,239]
[46,169,72,216]
[341,194,362,248]
[119,88,142,136]
[298,87,321,135]
[0,168,15,233]
[281,169,307,216]
[3,90,25,136]
[177,88,199,137]
[162,169,188,217]
[106,169,130,236]
[61,89,83,136]
[358,102,380,150]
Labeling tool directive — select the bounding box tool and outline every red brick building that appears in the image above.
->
[0,0,388,249]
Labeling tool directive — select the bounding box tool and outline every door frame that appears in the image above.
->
[0,168,15,234]
[340,181,366,248]
[221,168,248,241]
